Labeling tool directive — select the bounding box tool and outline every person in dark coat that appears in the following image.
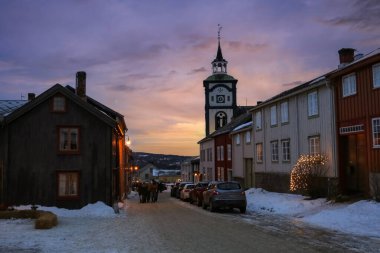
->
[140,182,148,203]
[151,180,159,202]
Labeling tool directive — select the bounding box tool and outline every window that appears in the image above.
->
[271,141,279,162]
[309,136,320,155]
[373,118,380,148]
[308,91,319,117]
[280,101,289,124]
[270,105,277,126]
[256,143,263,163]
[245,131,251,144]
[58,172,79,197]
[52,96,66,112]
[255,111,262,130]
[342,73,357,97]
[281,139,290,162]
[58,127,79,153]
[216,146,220,161]
[227,144,231,161]
[236,134,240,145]
[221,146,224,161]
[215,111,227,129]
[373,64,380,88]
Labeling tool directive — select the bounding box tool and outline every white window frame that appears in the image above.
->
[256,143,263,163]
[308,136,320,155]
[236,134,241,145]
[255,111,262,130]
[373,63,380,88]
[281,139,290,162]
[308,91,319,117]
[216,146,220,161]
[372,118,380,148]
[245,131,251,144]
[270,105,277,126]
[280,101,289,124]
[342,73,357,97]
[221,146,224,161]
[271,140,279,162]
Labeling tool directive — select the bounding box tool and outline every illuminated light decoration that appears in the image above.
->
[290,154,328,193]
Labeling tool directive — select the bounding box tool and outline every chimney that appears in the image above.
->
[28,93,35,101]
[76,71,86,100]
[338,48,355,68]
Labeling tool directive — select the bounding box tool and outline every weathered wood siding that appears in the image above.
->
[5,95,113,208]
[334,56,380,177]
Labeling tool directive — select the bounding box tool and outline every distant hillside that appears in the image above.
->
[132,152,196,170]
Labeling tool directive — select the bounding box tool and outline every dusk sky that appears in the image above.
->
[1,0,380,156]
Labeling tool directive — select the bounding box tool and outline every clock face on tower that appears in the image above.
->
[216,95,225,103]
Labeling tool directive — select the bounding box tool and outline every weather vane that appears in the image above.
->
[218,24,223,42]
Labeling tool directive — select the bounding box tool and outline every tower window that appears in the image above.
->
[215,111,227,130]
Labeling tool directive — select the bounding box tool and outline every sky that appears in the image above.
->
[1,0,380,156]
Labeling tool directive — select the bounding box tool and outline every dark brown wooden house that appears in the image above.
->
[0,72,128,209]
[328,48,380,197]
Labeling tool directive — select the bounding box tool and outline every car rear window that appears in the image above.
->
[217,183,241,190]
[187,185,195,189]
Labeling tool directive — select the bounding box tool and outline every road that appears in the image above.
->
[121,191,361,253]
[1,191,379,252]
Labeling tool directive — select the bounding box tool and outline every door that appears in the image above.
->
[244,158,253,188]
[341,134,367,194]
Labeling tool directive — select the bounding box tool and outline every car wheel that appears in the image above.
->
[240,207,246,214]
[210,201,216,212]
[202,201,207,210]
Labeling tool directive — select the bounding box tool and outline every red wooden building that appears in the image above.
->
[328,48,380,196]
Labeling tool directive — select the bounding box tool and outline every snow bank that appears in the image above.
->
[302,200,380,237]
[246,188,326,215]
[15,201,117,218]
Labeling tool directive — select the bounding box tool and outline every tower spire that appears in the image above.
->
[212,24,228,74]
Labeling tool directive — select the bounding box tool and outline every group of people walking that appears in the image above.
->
[136,180,165,203]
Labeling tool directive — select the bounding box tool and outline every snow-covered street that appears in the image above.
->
[1,189,380,252]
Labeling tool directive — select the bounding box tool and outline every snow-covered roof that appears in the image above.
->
[233,121,252,132]
[0,100,28,117]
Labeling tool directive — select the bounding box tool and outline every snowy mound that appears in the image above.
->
[246,188,326,215]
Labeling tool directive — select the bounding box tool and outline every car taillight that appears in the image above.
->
[241,191,245,195]
[184,189,190,192]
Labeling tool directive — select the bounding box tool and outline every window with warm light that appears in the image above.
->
[58,127,79,153]
[58,172,79,197]
[256,143,263,163]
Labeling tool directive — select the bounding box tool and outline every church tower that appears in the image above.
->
[203,26,238,136]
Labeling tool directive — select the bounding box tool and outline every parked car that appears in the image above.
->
[180,183,195,201]
[202,181,246,213]
[175,182,193,199]
[189,182,209,206]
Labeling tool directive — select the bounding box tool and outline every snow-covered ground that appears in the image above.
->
[0,188,379,252]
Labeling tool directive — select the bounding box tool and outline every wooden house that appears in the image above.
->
[230,118,253,189]
[0,72,128,209]
[327,48,380,197]
[250,75,338,193]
